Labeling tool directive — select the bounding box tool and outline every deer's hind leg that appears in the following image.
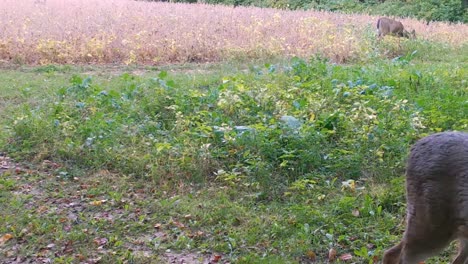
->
[383,224,452,263]
[453,239,468,264]
[397,211,454,264]
[382,242,403,264]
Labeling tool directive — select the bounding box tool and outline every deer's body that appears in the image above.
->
[383,131,468,264]
[377,17,415,39]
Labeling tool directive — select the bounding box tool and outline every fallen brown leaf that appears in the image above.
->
[86,257,102,264]
[89,200,107,206]
[46,243,55,249]
[37,206,48,213]
[211,254,222,263]
[339,253,353,261]
[37,257,51,263]
[173,221,185,229]
[37,249,50,257]
[352,209,360,217]
[93,237,108,246]
[0,233,13,245]
[306,250,316,261]
[328,248,337,262]
[62,240,74,254]
[75,254,86,261]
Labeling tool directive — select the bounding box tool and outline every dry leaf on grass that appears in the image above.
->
[0,233,13,246]
[339,253,353,261]
[93,237,108,246]
[89,200,107,206]
[328,248,337,262]
[211,254,222,263]
[306,250,316,261]
[352,209,360,217]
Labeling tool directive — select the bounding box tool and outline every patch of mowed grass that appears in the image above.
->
[0,47,466,262]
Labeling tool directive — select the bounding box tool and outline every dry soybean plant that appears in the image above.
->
[0,0,466,65]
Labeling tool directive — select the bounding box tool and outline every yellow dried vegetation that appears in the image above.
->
[0,0,466,65]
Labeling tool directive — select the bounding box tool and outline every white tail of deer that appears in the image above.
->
[383,131,468,264]
[377,17,416,39]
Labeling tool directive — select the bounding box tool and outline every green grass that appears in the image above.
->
[0,40,467,263]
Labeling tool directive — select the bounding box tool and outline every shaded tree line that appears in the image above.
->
[138,0,467,23]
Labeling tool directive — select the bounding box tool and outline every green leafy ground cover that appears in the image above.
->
[0,40,467,263]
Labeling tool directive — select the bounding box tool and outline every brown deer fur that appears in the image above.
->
[377,17,416,39]
[383,131,468,264]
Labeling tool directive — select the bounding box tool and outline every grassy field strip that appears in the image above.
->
[1,53,466,262]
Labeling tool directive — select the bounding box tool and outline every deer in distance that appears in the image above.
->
[383,131,468,264]
[377,17,416,39]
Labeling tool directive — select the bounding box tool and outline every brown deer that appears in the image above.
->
[383,131,468,264]
[377,17,416,39]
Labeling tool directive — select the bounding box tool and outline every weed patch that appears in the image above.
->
[0,55,466,262]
